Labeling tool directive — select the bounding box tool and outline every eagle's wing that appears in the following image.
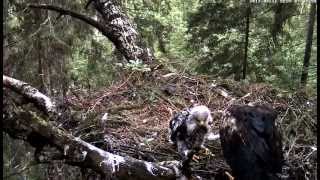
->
[220,105,283,179]
[247,117,283,173]
[169,110,189,144]
[245,107,283,174]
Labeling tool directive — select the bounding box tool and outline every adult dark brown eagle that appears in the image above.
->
[219,104,284,180]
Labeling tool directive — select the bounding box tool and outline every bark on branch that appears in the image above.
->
[3,76,180,180]
[28,1,154,64]
[91,0,154,64]
[3,75,56,115]
[28,4,106,37]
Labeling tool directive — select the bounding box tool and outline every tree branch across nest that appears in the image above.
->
[3,75,182,180]
[3,75,56,115]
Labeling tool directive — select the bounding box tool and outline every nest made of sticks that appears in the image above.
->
[63,70,317,179]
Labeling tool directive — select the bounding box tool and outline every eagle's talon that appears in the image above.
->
[192,155,200,162]
[225,171,234,180]
[199,147,214,157]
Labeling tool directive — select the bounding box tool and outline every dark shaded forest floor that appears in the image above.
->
[61,69,316,179]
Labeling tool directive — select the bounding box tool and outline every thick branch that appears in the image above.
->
[4,109,179,179]
[28,4,106,36]
[91,0,154,63]
[28,2,154,64]
[3,75,56,115]
[3,76,180,180]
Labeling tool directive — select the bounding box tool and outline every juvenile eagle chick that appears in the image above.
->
[169,105,213,171]
[219,104,284,180]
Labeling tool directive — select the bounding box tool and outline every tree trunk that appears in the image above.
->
[92,0,154,64]
[271,3,283,47]
[36,23,47,93]
[29,2,155,65]
[3,0,8,35]
[3,0,11,75]
[242,2,250,80]
[234,63,241,81]
[300,3,316,88]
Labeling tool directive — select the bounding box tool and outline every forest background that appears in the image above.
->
[3,0,317,179]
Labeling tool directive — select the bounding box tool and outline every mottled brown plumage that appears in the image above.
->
[169,105,212,176]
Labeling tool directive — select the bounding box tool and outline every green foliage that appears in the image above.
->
[125,0,198,58]
[3,1,317,179]
[69,38,117,89]
[4,0,317,93]
[185,1,316,92]
[3,134,45,180]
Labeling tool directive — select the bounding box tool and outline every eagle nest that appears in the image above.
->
[59,70,316,179]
